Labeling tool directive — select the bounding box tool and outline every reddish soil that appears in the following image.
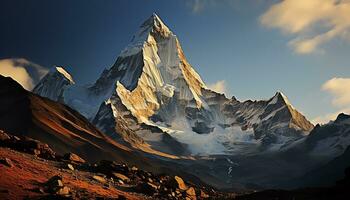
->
[0,147,143,200]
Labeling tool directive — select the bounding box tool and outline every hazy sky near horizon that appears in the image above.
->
[1,0,350,123]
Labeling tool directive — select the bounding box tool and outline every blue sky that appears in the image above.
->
[1,0,350,123]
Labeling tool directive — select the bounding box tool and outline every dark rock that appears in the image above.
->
[112,172,129,182]
[95,160,129,177]
[0,130,10,141]
[56,186,70,196]
[46,175,64,189]
[335,113,350,123]
[134,182,157,196]
[45,175,70,196]
[117,195,127,200]
[0,157,13,167]
[200,189,209,198]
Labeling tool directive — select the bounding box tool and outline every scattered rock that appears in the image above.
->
[67,164,74,171]
[200,189,209,198]
[134,182,157,196]
[32,187,45,194]
[46,175,64,189]
[56,186,70,196]
[175,176,187,190]
[186,187,196,200]
[33,149,41,156]
[112,172,129,182]
[45,175,70,196]
[0,132,56,160]
[63,153,85,163]
[147,182,158,190]
[0,157,13,167]
[0,130,10,141]
[131,166,138,171]
[92,175,106,184]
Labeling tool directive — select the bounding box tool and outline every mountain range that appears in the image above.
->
[2,14,350,194]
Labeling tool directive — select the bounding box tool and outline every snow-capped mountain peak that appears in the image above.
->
[52,66,75,84]
[33,14,314,155]
[33,66,75,101]
[120,13,171,58]
[141,13,171,36]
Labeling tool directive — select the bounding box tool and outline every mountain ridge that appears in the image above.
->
[34,14,314,155]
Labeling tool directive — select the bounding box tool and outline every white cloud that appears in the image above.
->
[260,0,350,54]
[322,77,350,107]
[208,80,228,94]
[313,77,350,124]
[0,58,48,90]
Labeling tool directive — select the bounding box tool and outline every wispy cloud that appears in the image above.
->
[313,77,350,124]
[208,80,228,95]
[0,58,48,90]
[260,0,350,54]
[322,78,350,107]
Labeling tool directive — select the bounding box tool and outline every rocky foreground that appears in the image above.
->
[1,129,350,199]
[0,130,235,199]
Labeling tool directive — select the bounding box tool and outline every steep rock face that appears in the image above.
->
[92,14,207,124]
[305,113,350,157]
[33,14,314,154]
[33,66,75,101]
[0,75,32,135]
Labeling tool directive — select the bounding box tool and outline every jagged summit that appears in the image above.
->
[140,13,171,36]
[33,66,75,101]
[51,66,75,84]
[120,13,171,58]
[335,113,350,123]
[269,91,293,108]
[34,14,314,154]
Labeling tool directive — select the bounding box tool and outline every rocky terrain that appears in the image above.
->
[0,130,234,199]
[1,129,350,199]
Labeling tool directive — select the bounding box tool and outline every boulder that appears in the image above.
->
[112,172,129,182]
[134,182,157,196]
[45,175,70,196]
[67,164,74,171]
[46,175,64,189]
[56,186,70,196]
[0,157,13,167]
[200,189,209,198]
[175,176,187,190]
[186,187,197,200]
[0,130,10,141]
[63,153,85,163]
[131,166,138,171]
[92,175,106,184]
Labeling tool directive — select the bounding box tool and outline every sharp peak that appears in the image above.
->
[49,65,75,83]
[273,91,289,100]
[274,91,286,97]
[271,91,295,107]
[335,113,350,123]
[140,13,171,34]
